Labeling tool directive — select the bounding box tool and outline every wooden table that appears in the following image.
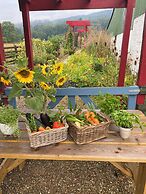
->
[0,110,146,194]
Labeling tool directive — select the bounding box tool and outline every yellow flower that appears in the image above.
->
[0,77,11,86]
[41,64,50,75]
[56,76,67,87]
[40,82,51,90]
[52,63,63,74]
[14,68,34,84]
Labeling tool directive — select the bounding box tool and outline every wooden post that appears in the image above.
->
[135,163,146,194]
[0,23,5,95]
[0,23,5,68]
[21,1,34,69]
[118,0,135,86]
[137,12,146,105]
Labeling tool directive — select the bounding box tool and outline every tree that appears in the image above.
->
[2,21,23,43]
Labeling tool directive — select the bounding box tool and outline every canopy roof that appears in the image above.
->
[108,0,146,35]
[18,0,131,11]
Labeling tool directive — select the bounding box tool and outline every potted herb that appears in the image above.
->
[93,94,127,131]
[0,105,20,136]
[110,110,143,139]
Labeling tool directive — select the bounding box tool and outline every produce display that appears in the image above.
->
[65,109,105,128]
[26,112,65,133]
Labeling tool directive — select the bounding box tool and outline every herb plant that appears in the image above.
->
[110,110,143,130]
[0,105,20,126]
[93,94,126,116]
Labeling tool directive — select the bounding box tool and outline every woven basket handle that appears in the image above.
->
[97,111,111,123]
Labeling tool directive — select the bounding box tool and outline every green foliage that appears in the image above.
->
[92,94,126,116]
[32,23,67,40]
[110,110,143,130]
[0,105,20,126]
[2,21,23,43]
[63,50,120,87]
[17,36,64,64]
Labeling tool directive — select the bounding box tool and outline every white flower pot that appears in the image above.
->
[119,127,132,139]
[0,123,17,135]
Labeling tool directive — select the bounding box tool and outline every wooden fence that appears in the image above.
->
[4,45,21,64]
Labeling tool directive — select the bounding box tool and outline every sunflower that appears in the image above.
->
[41,64,50,75]
[0,76,11,86]
[56,76,67,87]
[52,63,63,75]
[14,68,34,84]
[40,82,51,90]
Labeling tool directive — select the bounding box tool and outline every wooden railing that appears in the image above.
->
[5,86,140,110]
[4,45,21,64]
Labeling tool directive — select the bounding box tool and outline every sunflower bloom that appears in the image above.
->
[14,68,34,84]
[0,77,11,86]
[52,63,63,75]
[40,82,51,90]
[41,64,50,75]
[56,76,67,87]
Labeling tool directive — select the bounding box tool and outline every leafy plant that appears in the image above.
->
[92,94,126,116]
[0,105,20,126]
[110,110,143,130]
[1,58,66,114]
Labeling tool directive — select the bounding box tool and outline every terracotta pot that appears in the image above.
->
[119,127,132,139]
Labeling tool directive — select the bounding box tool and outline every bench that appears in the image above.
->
[1,86,146,194]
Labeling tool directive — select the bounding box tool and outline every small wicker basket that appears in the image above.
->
[68,111,110,144]
[26,122,68,148]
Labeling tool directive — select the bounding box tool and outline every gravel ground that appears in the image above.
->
[1,160,135,194]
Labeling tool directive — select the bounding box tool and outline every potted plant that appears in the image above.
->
[110,110,143,139]
[0,105,20,136]
[93,94,127,131]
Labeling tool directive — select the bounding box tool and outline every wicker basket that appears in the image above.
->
[26,122,68,148]
[68,111,110,144]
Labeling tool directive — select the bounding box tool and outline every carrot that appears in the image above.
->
[91,118,99,125]
[85,111,99,125]
[38,126,45,131]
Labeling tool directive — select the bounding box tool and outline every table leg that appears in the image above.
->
[135,163,146,194]
[0,158,25,184]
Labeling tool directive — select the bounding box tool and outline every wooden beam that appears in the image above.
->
[135,163,146,194]
[66,20,91,27]
[137,13,146,105]
[0,24,5,67]
[0,24,5,95]
[19,0,128,11]
[111,162,133,177]
[21,1,34,69]
[118,0,135,86]
[0,159,25,184]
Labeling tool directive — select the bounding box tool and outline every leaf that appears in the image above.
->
[48,95,56,102]
[8,83,23,100]
[34,67,48,83]
[25,96,44,113]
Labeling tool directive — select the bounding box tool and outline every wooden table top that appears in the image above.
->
[0,110,146,163]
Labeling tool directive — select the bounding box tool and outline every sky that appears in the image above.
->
[0,1,101,24]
